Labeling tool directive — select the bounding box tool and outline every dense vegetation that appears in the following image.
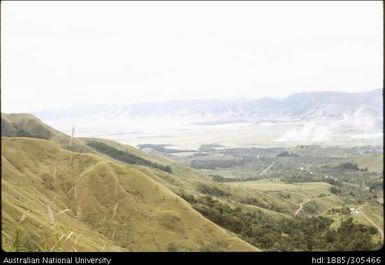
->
[197,184,230,197]
[178,193,381,251]
[335,163,360,171]
[277,151,299,157]
[87,141,172,173]
[198,144,224,152]
[1,118,52,139]
[211,174,276,183]
[191,159,249,169]
[138,144,193,153]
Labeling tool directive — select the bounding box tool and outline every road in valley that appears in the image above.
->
[259,161,275,176]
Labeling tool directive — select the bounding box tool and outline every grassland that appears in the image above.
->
[2,113,95,153]
[104,121,383,150]
[356,153,384,173]
[1,137,257,251]
[224,179,343,215]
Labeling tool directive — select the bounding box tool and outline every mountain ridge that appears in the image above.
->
[32,89,382,119]
[28,89,382,141]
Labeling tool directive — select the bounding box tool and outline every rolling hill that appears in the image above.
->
[355,153,384,173]
[1,137,257,251]
[1,113,94,153]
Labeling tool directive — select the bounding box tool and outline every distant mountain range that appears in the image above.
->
[31,89,382,137]
[34,89,381,120]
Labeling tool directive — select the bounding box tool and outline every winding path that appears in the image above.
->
[294,199,311,217]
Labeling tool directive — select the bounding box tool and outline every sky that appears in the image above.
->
[1,1,383,112]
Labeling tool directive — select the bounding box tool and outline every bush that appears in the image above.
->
[197,184,230,197]
[335,163,359,171]
[87,141,172,173]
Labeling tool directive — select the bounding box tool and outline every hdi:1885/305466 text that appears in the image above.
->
[312,256,382,264]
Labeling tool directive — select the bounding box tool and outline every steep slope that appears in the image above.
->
[1,137,257,251]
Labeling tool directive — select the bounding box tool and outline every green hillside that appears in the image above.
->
[1,113,212,189]
[355,153,383,173]
[81,137,219,196]
[81,137,214,182]
[1,113,94,153]
[1,137,257,251]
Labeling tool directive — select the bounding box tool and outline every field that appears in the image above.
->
[226,180,341,210]
[97,121,384,150]
[356,153,384,173]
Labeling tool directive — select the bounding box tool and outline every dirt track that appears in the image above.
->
[294,199,311,216]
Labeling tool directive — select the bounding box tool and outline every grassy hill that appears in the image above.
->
[81,137,222,197]
[355,153,383,173]
[224,179,344,215]
[1,113,212,188]
[81,137,214,181]
[2,113,94,153]
[1,137,257,251]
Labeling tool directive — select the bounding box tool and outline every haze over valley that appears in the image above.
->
[33,89,383,149]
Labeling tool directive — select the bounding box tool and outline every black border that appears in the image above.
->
[0,1,384,264]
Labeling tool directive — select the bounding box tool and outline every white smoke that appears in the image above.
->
[275,122,332,142]
[334,107,377,133]
[275,106,381,143]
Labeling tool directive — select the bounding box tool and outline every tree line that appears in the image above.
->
[87,141,172,173]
